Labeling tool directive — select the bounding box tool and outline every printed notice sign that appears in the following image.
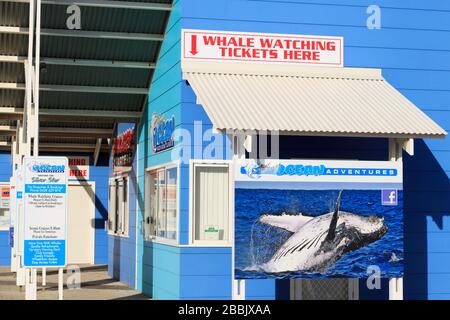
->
[68,156,90,180]
[182,29,343,66]
[23,157,68,268]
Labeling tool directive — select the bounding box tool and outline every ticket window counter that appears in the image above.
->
[144,165,179,242]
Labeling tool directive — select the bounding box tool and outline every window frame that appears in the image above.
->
[189,159,234,247]
[144,161,180,245]
[107,175,130,238]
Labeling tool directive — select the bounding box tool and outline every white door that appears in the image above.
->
[67,183,95,264]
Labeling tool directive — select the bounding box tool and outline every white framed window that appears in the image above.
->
[190,161,233,245]
[144,164,178,242]
[107,176,129,237]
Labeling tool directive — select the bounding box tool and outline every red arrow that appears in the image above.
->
[190,34,199,56]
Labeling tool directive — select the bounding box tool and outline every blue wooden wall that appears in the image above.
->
[107,123,139,288]
[0,152,12,266]
[121,0,450,300]
[178,0,450,300]
[135,0,184,299]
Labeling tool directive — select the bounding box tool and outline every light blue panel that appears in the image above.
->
[178,247,232,299]
[0,152,12,182]
[0,231,11,266]
[135,0,183,295]
[245,279,277,300]
[179,275,232,299]
[149,242,180,299]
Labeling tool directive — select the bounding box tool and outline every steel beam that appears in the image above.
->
[1,0,172,11]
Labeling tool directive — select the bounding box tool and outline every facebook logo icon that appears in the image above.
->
[381,189,398,206]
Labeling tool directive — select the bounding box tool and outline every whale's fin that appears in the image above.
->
[260,214,313,233]
[325,190,343,242]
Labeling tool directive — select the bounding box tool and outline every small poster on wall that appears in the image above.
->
[113,124,136,173]
[234,159,403,279]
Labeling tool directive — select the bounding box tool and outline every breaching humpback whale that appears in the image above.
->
[259,191,388,273]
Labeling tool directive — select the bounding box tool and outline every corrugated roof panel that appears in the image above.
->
[0,2,29,27]
[0,34,28,56]
[40,91,144,111]
[40,136,97,144]
[40,64,152,88]
[0,0,172,150]
[0,62,25,83]
[183,61,447,138]
[42,5,167,34]
[40,36,161,62]
[40,120,114,130]
[0,89,24,108]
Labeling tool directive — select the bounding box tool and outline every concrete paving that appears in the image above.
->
[0,265,149,300]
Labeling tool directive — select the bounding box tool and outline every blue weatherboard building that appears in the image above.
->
[103,0,450,300]
[1,0,450,301]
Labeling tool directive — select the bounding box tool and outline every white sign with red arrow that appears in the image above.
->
[182,29,343,67]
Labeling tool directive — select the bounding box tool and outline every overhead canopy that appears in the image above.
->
[182,61,447,139]
[0,0,173,154]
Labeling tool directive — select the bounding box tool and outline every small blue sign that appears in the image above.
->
[151,114,175,154]
[24,240,66,267]
[382,189,398,206]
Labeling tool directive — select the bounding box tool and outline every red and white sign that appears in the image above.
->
[0,186,10,209]
[68,156,90,180]
[182,29,343,67]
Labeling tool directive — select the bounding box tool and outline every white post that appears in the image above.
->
[231,132,245,300]
[33,0,41,156]
[389,278,403,300]
[25,0,35,157]
[388,138,404,300]
[25,268,37,300]
[42,267,46,286]
[58,268,64,300]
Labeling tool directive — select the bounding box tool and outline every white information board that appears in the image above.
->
[23,157,68,268]
[9,177,15,249]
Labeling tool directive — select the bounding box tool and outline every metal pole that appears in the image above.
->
[42,267,46,286]
[34,0,41,156]
[26,0,35,157]
[58,268,64,300]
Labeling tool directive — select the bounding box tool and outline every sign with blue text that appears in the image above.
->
[23,157,68,268]
[235,159,403,280]
[151,113,175,154]
[9,177,15,249]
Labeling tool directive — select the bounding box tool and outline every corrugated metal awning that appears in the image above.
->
[182,61,447,139]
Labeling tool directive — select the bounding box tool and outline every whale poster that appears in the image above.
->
[234,159,403,279]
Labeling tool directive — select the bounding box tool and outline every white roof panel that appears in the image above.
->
[182,61,447,138]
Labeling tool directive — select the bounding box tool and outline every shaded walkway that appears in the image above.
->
[0,265,149,300]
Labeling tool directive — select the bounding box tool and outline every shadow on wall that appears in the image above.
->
[403,139,450,300]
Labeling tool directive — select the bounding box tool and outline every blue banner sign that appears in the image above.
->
[151,113,175,153]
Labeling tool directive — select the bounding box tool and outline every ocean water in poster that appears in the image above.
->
[235,188,403,279]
